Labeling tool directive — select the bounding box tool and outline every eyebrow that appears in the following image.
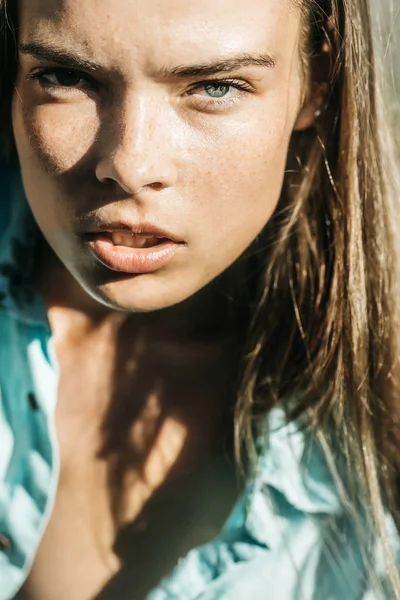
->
[19,42,277,78]
[162,53,277,78]
[19,42,102,72]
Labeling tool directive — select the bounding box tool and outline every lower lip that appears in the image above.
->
[87,235,182,274]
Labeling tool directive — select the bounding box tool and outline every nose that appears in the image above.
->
[95,94,179,195]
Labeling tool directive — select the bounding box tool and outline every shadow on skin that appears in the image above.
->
[91,324,240,600]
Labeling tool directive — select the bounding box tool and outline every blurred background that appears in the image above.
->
[374,1,400,148]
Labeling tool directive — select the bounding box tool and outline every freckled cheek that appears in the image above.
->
[185,115,291,236]
[14,104,99,174]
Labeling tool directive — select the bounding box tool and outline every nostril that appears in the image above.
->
[148,182,164,191]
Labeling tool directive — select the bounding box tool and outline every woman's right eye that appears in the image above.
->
[31,68,94,90]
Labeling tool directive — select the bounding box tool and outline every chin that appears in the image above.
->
[85,272,200,314]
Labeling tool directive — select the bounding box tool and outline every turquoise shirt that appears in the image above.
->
[0,163,398,599]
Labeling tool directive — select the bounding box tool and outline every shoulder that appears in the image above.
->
[0,157,22,235]
[254,407,342,515]
[0,157,46,324]
[148,408,370,599]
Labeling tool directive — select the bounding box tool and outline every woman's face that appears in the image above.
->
[13,0,311,312]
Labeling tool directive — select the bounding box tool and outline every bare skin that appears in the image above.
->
[16,243,243,600]
[11,0,319,597]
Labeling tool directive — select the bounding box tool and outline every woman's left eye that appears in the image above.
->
[202,83,235,98]
[188,80,253,104]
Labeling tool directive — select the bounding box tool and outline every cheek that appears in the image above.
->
[184,106,292,253]
[12,99,99,174]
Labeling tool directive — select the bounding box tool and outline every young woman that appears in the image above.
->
[0,0,399,598]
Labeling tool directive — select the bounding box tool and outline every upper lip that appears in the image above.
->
[82,222,182,243]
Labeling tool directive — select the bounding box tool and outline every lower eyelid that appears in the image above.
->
[187,95,244,112]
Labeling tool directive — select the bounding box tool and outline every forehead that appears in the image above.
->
[19,0,303,70]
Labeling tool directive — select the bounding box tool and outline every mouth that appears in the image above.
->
[83,224,184,274]
[97,231,170,249]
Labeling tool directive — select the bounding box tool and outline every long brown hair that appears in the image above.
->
[1,0,400,596]
[235,0,400,595]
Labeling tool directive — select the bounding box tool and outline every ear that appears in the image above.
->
[293,82,327,131]
[293,36,332,132]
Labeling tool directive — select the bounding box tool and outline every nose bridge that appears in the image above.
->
[119,93,157,161]
[96,91,177,193]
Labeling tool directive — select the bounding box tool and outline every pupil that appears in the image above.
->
[57,71,82,86]
[205,84,229,98]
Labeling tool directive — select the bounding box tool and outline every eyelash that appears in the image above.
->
[186,79,254,109]
[29,67,255,110]
[30,68,96,92]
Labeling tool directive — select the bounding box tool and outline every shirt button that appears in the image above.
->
[27,392,39,412]
[0,534,11,552]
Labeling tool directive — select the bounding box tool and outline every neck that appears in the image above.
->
[35,236,249,349]
[36,239,244,473]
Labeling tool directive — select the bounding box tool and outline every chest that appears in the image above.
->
[16,341,239,600]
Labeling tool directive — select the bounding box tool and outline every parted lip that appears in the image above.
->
[81,221,182,243]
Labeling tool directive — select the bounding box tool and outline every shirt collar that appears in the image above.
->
[0,162,49,327]
[242,407,341,548]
